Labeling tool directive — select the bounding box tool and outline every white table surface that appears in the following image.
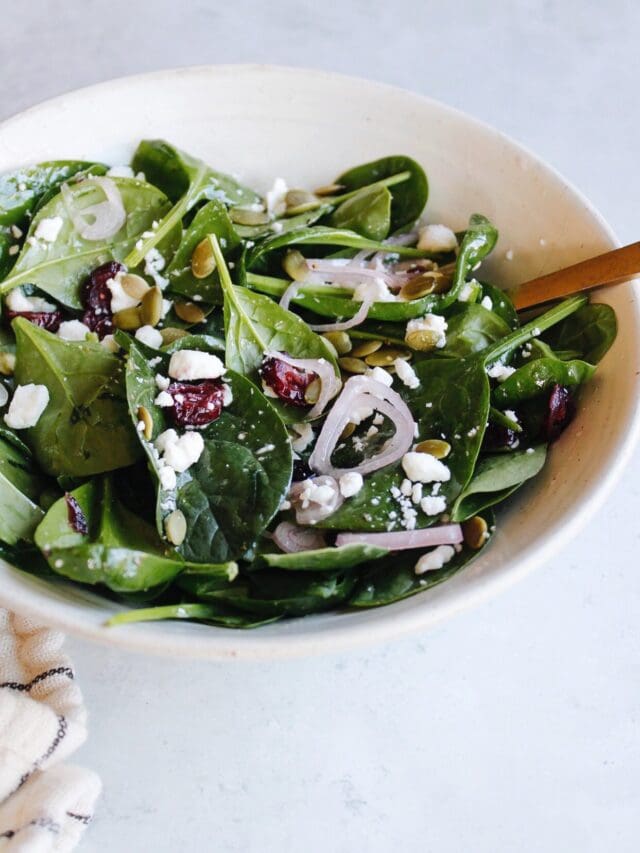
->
[3,2,640,850]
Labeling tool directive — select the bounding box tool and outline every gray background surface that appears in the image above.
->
[2,1,640,850]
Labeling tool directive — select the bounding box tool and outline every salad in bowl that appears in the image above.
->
[0,140,617,629]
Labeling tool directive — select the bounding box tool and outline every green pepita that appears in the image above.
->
[191,237,216,279]
[462,515,489,550]
[415,439,451,459]
[174,301,206,325]
[141,287,162,327]
[338,356,367,375]
[322,331,352,355]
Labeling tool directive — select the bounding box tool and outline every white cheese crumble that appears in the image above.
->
[366,366,393,387]
[394,358,420,389]
[417,224,458,253]
[297,477,339,511]
[10,225,23,239]
[135,325,163,349]
[0,385,7,407]
[486,362,516,382]
[401,452,451,484]
[265,177,288,217]
[155,391,174,408]
[57,320,91,341]
[107,273,140,313]
[144,249,167,289]
[4,384,49,429]
[503,409,518,423]
[291,422,314,452]
[339,471,364,498]
[406,314,447,349]
[414,544,455,575]
[158,465,177,491]
[420,495,447,516]
[353,278,395,303]
[155,429,204,473]
[5,288,56,313]
[156,374,170,391]
[168,350,226,381]
[34,216,63,243]
[480,295,493,310]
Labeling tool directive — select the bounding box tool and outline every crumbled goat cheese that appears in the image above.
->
[400,478,413,496]
[411,483,423,504]
[34,216,63,243]
[106,165,135,178]
[420,495,447,516]
[57,320,91,341]
[339,471,364,498]
[144,248,167,289]
[406,314,447,349]
[5,288,56,313]
[107,273,140,313]
[486,362,516,382]
[135,325,163,349]
[480,295,493,310]
[291,422,314,452]
[168,350,226,381]
[0,385,8,407]
[366,366,393,387]
[156,374,170,391]
[10,225,23,239]
[155,429,204,473]
[394,358,420,389]
[401,452,451,483]
[526,447,535,455]
[265,177,288,217]
[354,278,395,303]
[417,224,458,253]
[155,391,174,408]
[158,465,177,491]
[414,544,455,575]
[297,477,339,511]
[4,384,49,429]
[504,409,518,423]
[100,334,119,353]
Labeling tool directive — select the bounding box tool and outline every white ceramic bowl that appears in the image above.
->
[0,65,638,659]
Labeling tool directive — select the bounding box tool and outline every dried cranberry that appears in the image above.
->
[167,380,226,427]
[292,458,313,482]
[482,423,520,451]
[65,494,88,535]
[543,384,575,442]
[80,261,122,338]
[260,356,317,407]
[5,310,63,332]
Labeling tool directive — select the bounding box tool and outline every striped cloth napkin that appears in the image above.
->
[0,610,100,850]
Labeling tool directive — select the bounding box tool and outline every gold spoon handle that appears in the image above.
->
[509,241,640,311]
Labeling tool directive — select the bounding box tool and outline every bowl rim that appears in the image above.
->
[1,63,639,660]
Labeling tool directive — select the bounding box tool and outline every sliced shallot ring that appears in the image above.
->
[279,279,301,311]
[266,351,341,419]
[335,524,463,550]
[309,375,415,477]
[308,297,372,333]
[273,521,327,553]
[62,176,126,241]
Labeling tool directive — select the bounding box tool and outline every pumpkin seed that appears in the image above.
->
[340,422,356,440]
[282,249,308,281]
[141,287,163,327]
[322,331,352,355]
[113,306,143,331]
[462,516,489,550]
[314,183,345,197]
[285,189,321,216]
[365,347,411,367]
[174,301,206,324]
[399,276,439,301]
[160,327,188,345]
[137,405,153,441]
[405,329,441,352]
[338,356,367,375]
[304,378,322,405]
[191,236,216,279]
[351,339,383,358]
[121,273,150,301]
[165,509,187,546]
[415,439,451,459]
[229,206,270,226]
[0,352,16,376]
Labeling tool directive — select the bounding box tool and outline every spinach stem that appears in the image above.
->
[106,603,214,626]
[246,272,353,299]
[329,171,412,204]
[124,193,189,268]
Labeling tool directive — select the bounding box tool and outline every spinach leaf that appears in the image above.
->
[336,155,429,231]
[0,178,178,308]
[13,318,141,477]
[442,214,498,306]
[320,357,490,531]
[234,204,332,241]
[0,226,17,280]
[165,200,241,303]
[440,303,511,357]
[0,161,106,227]
[0,539,53,576]
[543,303,617,364]
[450,445,547,521]
[0,436,47,545]
[35,478,235,592]
[329,185,392,241]
[492,356,595,407]
[214,239,338,377]
[262,543,388,571]
[480,283,519,329]
[125,140,260,267]
[125,344,293,563]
